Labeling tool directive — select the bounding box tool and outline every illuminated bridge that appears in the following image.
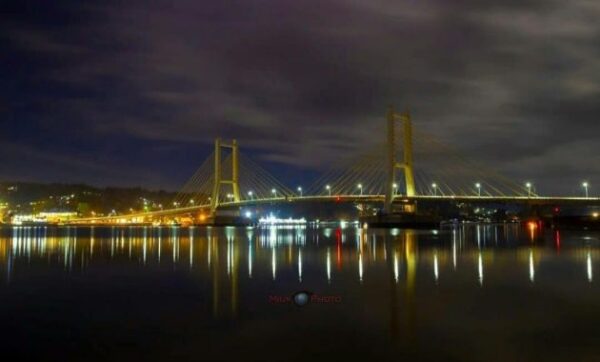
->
[72,107,599,226]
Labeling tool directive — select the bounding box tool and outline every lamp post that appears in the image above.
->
[475,182,481,197]
[432,183,437,196]
[526,182,532,197]
[358,183,363,196]
[297,186,303,197]
[393,183,398,195]
[247,191,253,200]
[271,188,277,198]
[326,185,331,196]
[582,182,589,198]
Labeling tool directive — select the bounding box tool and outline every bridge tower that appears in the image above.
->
[210,138,241,213]
[384,106,416,213]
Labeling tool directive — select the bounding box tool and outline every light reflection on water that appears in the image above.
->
[0,224,599,361]
[1,225,597,285]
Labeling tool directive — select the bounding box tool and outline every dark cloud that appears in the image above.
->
[1,0,598,194]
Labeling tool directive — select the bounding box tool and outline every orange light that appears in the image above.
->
[336,227,342,269]
[527,221,537,242]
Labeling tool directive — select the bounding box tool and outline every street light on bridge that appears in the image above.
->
[393,183,398,195]
[248,191,254,200]
[326,184,331,196]
[432,183,438,196]
[271,188,277,198]
[526,182,533,197]
[475,182,481,197]
[297,186,303,197]
[358,183,363,196]
[582,182,589,198]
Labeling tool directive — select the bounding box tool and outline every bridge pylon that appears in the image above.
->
[210,138,241,214]
[384,106,416,213]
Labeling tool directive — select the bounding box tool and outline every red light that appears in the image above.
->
[335,196,341,202]
[335,227,343,267]
[554,207,560,214]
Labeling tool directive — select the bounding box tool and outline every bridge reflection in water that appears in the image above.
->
[0,224,599,360]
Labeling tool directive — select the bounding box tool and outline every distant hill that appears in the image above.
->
[0,182,180,216]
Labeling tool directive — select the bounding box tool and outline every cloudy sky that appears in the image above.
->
[1,0,599,195]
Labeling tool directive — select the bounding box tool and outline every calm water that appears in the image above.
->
[1,224,599,361]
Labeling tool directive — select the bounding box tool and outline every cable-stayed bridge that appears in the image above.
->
[72,107,599,226]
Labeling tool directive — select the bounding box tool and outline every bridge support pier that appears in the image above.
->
[384,106,416,214]
[210,138,241,215]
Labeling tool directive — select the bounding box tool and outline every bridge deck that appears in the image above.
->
[71,195,600,223]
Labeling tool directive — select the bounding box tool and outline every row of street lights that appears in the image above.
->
[474,181,591,198]
[521,181,591,198]
[289,181,591,198]
[315,180,592,198]
[177,180,592,205]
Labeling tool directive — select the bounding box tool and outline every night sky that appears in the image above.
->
[1,0,599,195]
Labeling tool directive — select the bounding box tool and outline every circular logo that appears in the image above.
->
[292,291,311,307]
